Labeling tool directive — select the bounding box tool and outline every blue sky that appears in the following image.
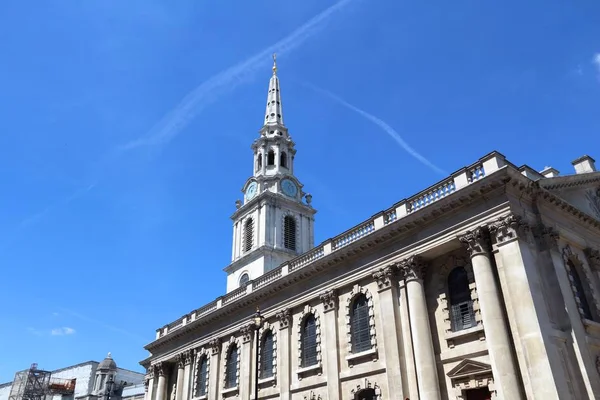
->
[0,0,599,380]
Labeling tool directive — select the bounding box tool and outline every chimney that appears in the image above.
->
[571,155,596,174]
[540,166,560,178]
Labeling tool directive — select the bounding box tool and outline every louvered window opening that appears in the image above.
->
[351,295,371,353]
[225,346,238,388]
[448,267,476,331]
[267,151,275,166]
[280,152,287,168]
[571,264,593,320]
[260,331,274,378]
[284,216,296,251]
[301,315,318,367]
[244,218,254,252]
[355,388,377,400]
[195,356,208,397]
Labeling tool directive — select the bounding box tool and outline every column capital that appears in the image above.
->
[372,265,397,291]
[175,354,184,369]
[398,255,427,282]
[488,214,530,245]
[153,362,166,377]
[535,225,559,251]
[209,337,221,355]
[319,288,338,312]
[144,379,149,393]
[276,307,292,330]
[458,227,490,257]
[585,248,600,271]
[240,323,254,343]
[182,349,193,366]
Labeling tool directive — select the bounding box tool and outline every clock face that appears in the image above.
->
[281,179,298,197]
[246,182,258,200]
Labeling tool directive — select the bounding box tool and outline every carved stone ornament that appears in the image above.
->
[585,248,600,271]
[182,349,193,366]
[458,227,490,256]
[585,188,600,219]
[372,265,396,291]
[596,355,600,376]
[146,365,154,380]
[536,225,559,251]
[320,289,338,312]
[153,362,166,377]
[144,379,149,393]
[175,353,185,369]
[488,214,530,245]
[276,307,292,330]
[209,337,221,355]
[240,323,255,343]
[398,255,426,282]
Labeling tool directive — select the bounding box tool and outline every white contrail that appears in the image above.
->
[303,82,448,176]
[120,0,358,151]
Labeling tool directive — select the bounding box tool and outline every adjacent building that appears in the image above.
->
[1,354,145,400]
[140,57,600,400]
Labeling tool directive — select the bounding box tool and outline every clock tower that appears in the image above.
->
[224,55,317,293]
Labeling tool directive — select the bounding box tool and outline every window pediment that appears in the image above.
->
[447,359,492,379]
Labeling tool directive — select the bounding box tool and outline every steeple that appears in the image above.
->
[224,56,316,293]
[263,53,285,128]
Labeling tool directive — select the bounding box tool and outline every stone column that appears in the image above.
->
[320,289,341,400]
[181,350,193,400]
[144,369,154,400]
[240,324,254,400]
[276,308,292,400]
[175,355,185,400]
[208,338,221,400]
[398,255,441,400]
[398,278,419,400]
[459,225,523,400]
[154,363,167,400]
[372,266,406,399]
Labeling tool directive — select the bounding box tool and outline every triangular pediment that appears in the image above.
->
[538,173,600,221]
[447,359,492,379]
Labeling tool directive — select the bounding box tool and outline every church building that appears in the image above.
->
[140,57,600,400]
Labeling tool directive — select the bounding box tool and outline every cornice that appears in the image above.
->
[144,168,512,353]
[537,172,600,191]
[230,188,315,220]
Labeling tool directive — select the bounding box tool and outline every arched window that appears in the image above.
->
[244,218,254,252]
[448,267,476,331]
[267,150,275,166]
[301,315,318,367]
[194,355,208,397]
[280,152,287,168]
[354,388,376,400]
[283,215,296,251]
[260,330,274,378]
[351,294,371,353]
[256,154,262,171]
[225,345,238,388]
[239,273,250,287]
[569,261,593,320]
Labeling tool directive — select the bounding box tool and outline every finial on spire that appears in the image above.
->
[107,352,112,358]
[272,53,277,75]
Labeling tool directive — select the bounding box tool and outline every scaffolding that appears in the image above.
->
[8,364,76,400]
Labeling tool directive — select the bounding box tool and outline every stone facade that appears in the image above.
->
[140,62,600,399]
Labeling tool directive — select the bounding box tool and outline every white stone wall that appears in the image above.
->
[0,384,12,400]
[49,364,94,399]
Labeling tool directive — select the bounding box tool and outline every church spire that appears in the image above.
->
[263,53,284,127]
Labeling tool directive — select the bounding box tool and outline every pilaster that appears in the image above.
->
[398,255,441,400]
[208,338,221,400]
[175,355,184,400]
[372,265,405,398]
[319,289,340,400]
[144,368,154,400]
[181,350,193,400]
[240,325,254,400]
[276,308,292,400]
[154,363,167,400]
[459,225,524,400]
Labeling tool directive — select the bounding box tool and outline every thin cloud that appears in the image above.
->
[59,307,148,343]
[119,0,358,151]
[51,327,76,336]
[302,82,448,176]
[593,53,600,79]
[27,327,44,336]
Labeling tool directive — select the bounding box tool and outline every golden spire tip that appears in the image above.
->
[272,53,277,74]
